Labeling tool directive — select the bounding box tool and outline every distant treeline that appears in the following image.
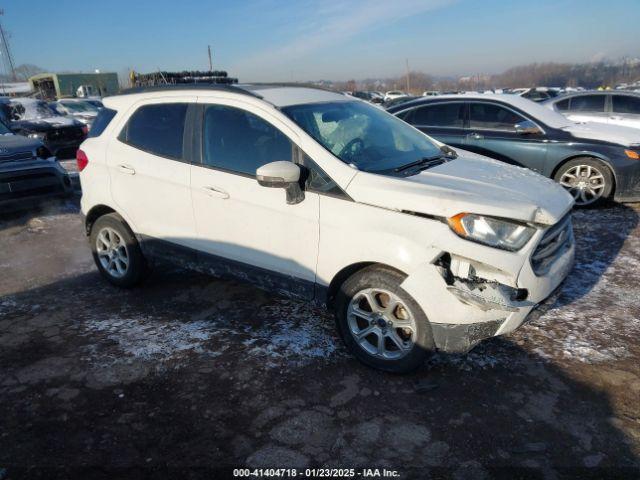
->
[337,60,640,93]
[491,61,640,89]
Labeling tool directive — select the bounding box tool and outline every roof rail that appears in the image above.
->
[116,83,263,98]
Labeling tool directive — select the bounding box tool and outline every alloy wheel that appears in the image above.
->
[559,164,606,206]
[95,227,129,278]
[347,288,417,360]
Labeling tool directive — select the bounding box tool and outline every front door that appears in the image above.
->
[190,100,320,299]
[463,101,548,173]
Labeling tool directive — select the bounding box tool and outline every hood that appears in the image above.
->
[562,122,640,147]
[346,151,573,226]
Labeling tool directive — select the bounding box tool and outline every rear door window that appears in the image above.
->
[612,95,640,114]
[469,103,526,131]
[568,95,605,112]
[119,103,188,159]
[407,103,464,128]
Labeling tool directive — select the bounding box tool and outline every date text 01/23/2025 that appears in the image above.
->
[233,468,401,478]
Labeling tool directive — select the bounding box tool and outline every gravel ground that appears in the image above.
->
[0,199,639,479]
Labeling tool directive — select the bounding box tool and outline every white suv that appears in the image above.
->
[78,84,575,372]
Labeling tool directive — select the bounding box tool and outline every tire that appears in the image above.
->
[89,213,147,288]
[553,157,614,207]
[335,265,435,373]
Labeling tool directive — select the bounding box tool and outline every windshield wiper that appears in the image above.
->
[394,154,446,172]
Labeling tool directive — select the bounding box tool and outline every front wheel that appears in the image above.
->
[554,158,613,207]
[335,266,434,373]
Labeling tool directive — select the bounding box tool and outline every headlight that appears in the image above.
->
[28,132,46,139]
[447,213,535,251]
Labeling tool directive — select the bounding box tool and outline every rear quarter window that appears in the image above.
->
[88,108,117,138]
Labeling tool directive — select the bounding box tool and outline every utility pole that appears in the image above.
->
[0,9,17,81]
[207,45,213,72]
[405,58,410,93]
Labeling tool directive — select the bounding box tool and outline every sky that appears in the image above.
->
[5,0,640,82]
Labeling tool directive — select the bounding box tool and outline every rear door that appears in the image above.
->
[107,98,198,248]
[396,101,467,148]
[464,101,548,172]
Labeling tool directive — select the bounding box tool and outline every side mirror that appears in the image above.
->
[256,161,304,205]
[515,120,542,135]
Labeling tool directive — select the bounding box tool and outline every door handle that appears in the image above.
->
[118,164,136,175]
[202,186,229,199]
[610,116,622,120]
[467,132,484,140]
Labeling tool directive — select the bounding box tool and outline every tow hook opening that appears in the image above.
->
[435,253,530,312]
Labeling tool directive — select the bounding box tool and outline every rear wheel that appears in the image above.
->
[554,158,613,207]
[90,213,147,288]
[335,266,434,373]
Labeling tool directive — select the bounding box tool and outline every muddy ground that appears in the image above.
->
[0,199,639,480]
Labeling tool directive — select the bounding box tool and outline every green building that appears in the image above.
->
[29,72,120,100]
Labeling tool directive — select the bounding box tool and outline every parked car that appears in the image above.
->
[0,120,73,211]
[543,91,640,130]
[384,90,407,102]
[83,98,104,110]
[79,84,574,372]
[509,87,561,102]
[382,95,419,109]
[349,91,383,104]
[388,94,640,206]
[50,98,101,129]
[0,98,87,159]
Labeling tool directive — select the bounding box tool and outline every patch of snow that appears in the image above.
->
[80,299,342,369]
[82,315,222,362]
[244,300,341,366]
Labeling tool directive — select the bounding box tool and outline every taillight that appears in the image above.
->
[81,125,89,136]
[76,149,89,172]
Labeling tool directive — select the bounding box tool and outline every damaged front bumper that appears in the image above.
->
[400,229,575,353]
[430,283,565,353]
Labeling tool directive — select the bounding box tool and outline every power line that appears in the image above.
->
[0,9,17,81]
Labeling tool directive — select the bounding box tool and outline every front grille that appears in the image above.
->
[531,213,573,275]
[0,151,33,163]
[46,126,84,142]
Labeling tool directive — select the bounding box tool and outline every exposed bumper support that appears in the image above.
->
[431,319,504,353]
